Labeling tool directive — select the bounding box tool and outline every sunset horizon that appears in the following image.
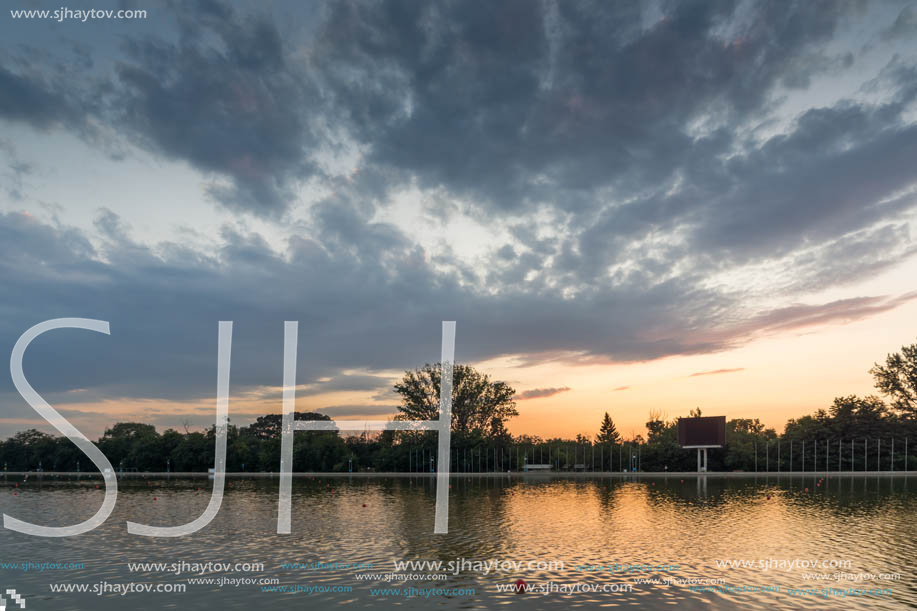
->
[3,299,916,441]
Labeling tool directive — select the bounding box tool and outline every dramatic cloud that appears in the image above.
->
[111,3,319,216]
[316,0,858,214]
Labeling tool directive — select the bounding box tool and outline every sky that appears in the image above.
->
[1,0,917,440]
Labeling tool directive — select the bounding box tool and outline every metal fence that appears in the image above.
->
[398,438,912,473]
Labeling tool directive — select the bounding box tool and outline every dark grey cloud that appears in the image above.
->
[252,374,396,402]
[0,1,319,217]
[516,387,571,400]
[692,102,917,260]
[316,0,859,212]
[692,294,917,353]
[0,64,74,129]
[564,96,917,288]
[110,2,317,216]
[4,0,886,225]
[316,404,399,418]
[305,0,917,303]
[884,5,917,39]
[0,41,107,142]
[308,374,394,395]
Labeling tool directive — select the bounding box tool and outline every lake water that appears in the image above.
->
[1,473,915,610]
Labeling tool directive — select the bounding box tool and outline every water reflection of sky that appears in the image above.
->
[0,475,914,609]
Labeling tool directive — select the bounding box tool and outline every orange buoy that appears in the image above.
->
[513,579,527,593]
[804,487,809,492]
[362,503,366,507]
[153,497,157,501]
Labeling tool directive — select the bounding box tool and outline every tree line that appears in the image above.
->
[3,340,917,473]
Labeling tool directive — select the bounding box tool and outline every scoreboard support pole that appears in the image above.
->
[696,448,708,473]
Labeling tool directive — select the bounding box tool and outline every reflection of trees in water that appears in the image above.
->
[386,476,516,565]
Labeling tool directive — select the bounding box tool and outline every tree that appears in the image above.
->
[596,412,621,443]
[730,418,766,436]
[826,395,894,438]
[870,341,917,417]
[1,430,56,470]
[99,423,159,470]
[689,407,703,418]
[245,412,332,440]
[103,423,157,440]
[646,410,667,442]
[393,363,517,437]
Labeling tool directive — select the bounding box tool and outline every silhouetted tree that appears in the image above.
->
[596,412,621,444]
[870,340,917,417]
[394,363,517,437]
